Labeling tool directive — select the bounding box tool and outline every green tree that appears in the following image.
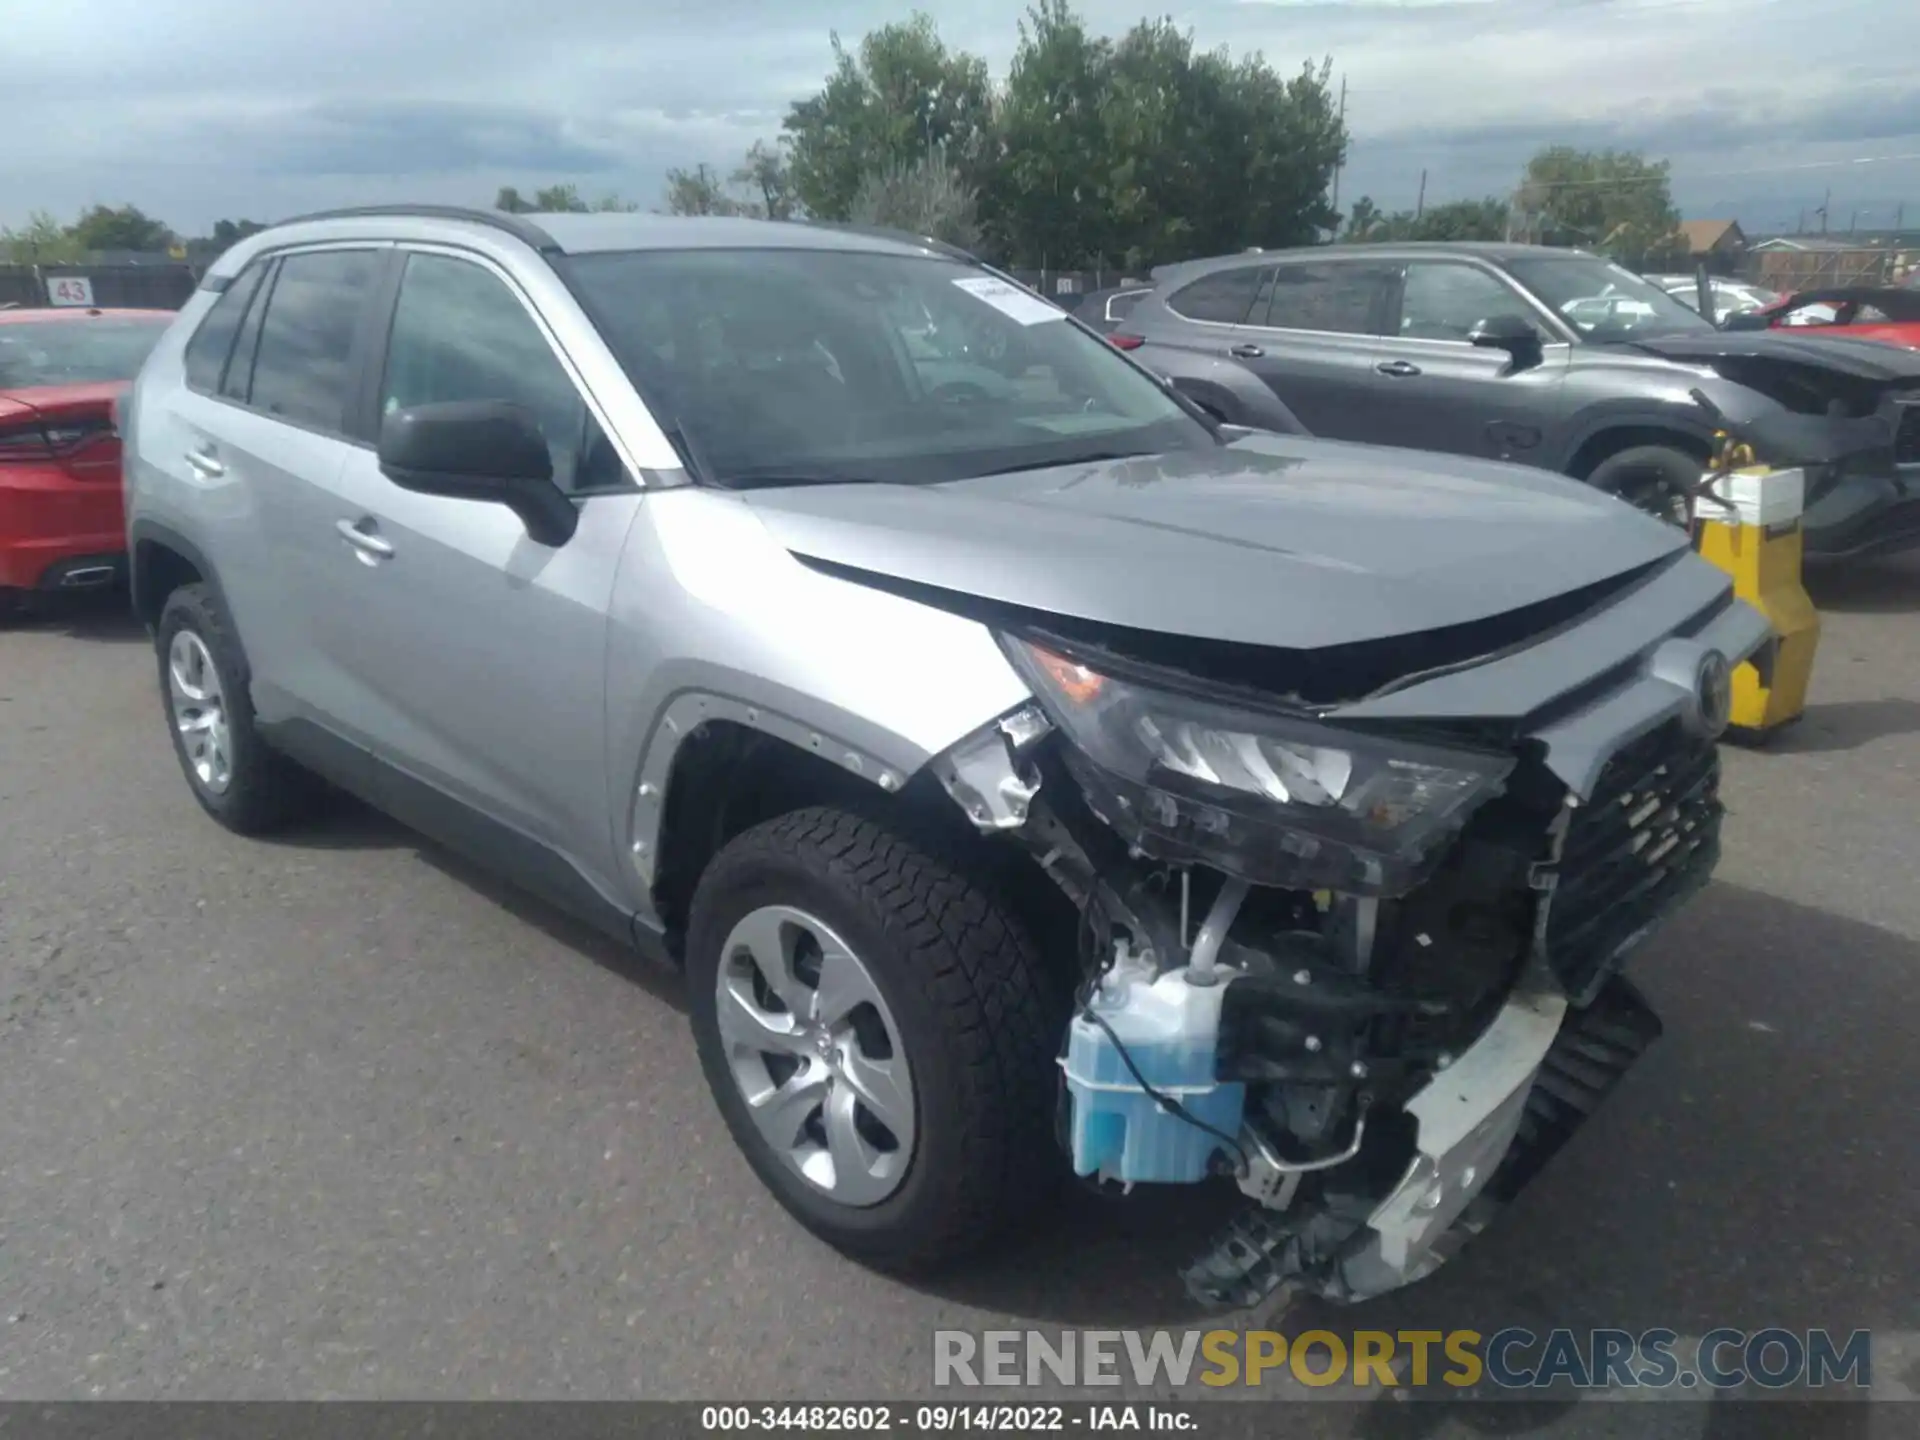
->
[0,210,86,264]
[664,164,750,216]
[1345,194,1507,243]
[733,141,800,221]
[990,6,1345,270]
[208,218,267,253]
[497,184,637,214]
[849,147,982,250]
[990,0,1114,267]
[533,184,590,213]
[782,14,994,221]
[1515,147,1683,264]
[68,203,174,254]
[1343,196,1385,241]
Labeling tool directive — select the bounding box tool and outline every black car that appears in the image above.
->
[1119,242,1920,559]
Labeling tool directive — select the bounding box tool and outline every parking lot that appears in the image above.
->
[3,559,1919,1427]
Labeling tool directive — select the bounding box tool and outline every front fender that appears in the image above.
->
[606,488,1034,914]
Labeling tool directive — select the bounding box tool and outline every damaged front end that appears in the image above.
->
[930,608,1764,1312]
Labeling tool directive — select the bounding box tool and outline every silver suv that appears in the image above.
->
[124,207,1769,1307]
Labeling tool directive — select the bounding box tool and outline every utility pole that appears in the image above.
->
[1819,187,1830,235]
[1416,169,1427,219]
[1329,75,1348,217]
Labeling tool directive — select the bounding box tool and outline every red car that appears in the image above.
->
[0,305,173,616]
[1724,285,1920,349]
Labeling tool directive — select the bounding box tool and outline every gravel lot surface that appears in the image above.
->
[3,561,1917,1435]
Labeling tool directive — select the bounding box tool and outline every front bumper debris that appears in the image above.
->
[1181,976,1664,1310]
[1333,986,1566,1300]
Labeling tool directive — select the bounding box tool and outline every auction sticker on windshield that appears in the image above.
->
[953,276,1064,326]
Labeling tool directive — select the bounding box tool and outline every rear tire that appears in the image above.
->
[1585,445,1702,526]
[155,583,322,835]
[686,805,1068,1274]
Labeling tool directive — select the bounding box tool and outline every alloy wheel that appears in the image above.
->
[167,629,232,794]
[714,904,917,1207]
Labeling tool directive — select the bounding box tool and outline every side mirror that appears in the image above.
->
[1468,314,1544,362]
[378,400,577,547]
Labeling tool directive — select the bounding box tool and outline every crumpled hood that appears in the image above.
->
[742,433,1688,650]
[1625,331,1920,382]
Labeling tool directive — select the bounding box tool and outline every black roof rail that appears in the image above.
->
[270,204,562,254]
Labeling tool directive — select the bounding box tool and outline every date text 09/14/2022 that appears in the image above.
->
[700,1405,1196,1431]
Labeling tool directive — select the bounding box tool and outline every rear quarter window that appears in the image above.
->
[1166,268,1264,324]
[184,263,267,394]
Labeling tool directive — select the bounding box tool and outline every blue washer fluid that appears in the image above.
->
[1062,965,1245,1185]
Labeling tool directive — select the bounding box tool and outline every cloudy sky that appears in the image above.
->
[8,0,1918,238]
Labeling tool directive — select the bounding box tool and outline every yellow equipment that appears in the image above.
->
[1692,434,1820,741]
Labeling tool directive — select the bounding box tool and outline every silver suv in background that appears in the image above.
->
[124,207,1767,1308]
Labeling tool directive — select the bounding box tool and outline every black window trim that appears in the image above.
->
[1246,256,1401,339]
[365,241,639,497]
[183,258,269,399]
[222,255,279,405]
[192,241,395,448]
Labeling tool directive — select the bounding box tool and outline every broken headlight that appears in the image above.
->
[1004,638,1514,896]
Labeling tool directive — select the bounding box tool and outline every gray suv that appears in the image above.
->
[123,207,1768,1308]
[1121,241,1920,556]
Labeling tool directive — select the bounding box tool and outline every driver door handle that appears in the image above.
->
[1376,360,1423,377]
[1229,343,1265,358]
[184,446,224,477]
[336,517,394,561]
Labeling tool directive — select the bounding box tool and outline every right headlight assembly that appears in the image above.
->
[1002,636,1515,896]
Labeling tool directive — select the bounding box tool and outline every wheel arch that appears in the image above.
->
[632,692,997,942]
[128,519,225,632]
[1562,419,1716,481]
[639,701,1078,971]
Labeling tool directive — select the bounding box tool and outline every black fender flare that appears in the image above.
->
[127,518,229,630]
[1553,410,1721,477]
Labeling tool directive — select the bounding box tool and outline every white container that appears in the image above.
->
[1703,466,1805,527]
[1062,966,1246,1185]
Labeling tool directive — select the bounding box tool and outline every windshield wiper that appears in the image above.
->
[978,449,1153,477]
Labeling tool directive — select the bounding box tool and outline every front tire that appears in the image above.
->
[155,583,321,835]
[686,806,1067,1273]
[1585,445,1702,526]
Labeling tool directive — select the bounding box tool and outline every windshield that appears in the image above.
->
[562,248,1214,487]
[1505,256,1717,343]
[0,315,171,389]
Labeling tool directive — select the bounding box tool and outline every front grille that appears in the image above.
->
[1539,722,1722,1002]
[1895,403,1920,466]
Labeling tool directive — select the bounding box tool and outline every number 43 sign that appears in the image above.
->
[46,275,95,307]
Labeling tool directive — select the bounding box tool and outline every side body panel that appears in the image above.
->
[605,485,1032,924]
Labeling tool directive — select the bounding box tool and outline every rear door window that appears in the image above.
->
[1166,267,1265,324]
[184,263,266,394]
[1257,263,1396,336]
[245,249,382,432]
